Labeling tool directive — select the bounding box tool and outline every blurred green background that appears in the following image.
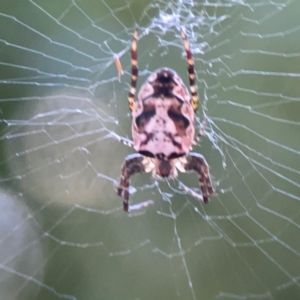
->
[0,0,300,299]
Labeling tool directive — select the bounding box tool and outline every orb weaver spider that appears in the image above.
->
[117,29,214,211]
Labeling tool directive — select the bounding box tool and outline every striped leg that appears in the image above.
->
[181,28,198,111]
[111,132,134,148]
[195,118,207,142]
[128,30,138,111]
[116,136,134,148]
[183,153,214,203]
[117,153,145,211]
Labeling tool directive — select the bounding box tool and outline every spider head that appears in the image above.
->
[154,153,176,178]
[157,159,172,177]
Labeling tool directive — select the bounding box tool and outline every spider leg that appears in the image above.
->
[111,132,134,148]
[181,152,214,203]
[116,136,135,148]
[118,153,148,211]
[128,30,138,111]
[181,28,198,111]
[195,117,207,142]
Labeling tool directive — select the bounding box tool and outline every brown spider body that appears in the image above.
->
[117,29,214,211]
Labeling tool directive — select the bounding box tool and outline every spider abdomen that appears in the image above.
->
[132,68,195,159]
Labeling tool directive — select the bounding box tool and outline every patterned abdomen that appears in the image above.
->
[132,68,195,158]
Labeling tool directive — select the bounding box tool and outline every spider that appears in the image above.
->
[117,29,214,212]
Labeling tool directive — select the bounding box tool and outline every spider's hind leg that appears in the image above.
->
[128,30,138,111]
[195,117,207,142]
[117,136,135,148]
[181,28,198,111]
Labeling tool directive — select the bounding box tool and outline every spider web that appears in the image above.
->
[0,0,299,299]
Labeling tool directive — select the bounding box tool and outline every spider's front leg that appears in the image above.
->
[180,153,214,203]
[118,153,147,211]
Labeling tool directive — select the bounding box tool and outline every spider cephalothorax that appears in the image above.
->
[117,29,214,211]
